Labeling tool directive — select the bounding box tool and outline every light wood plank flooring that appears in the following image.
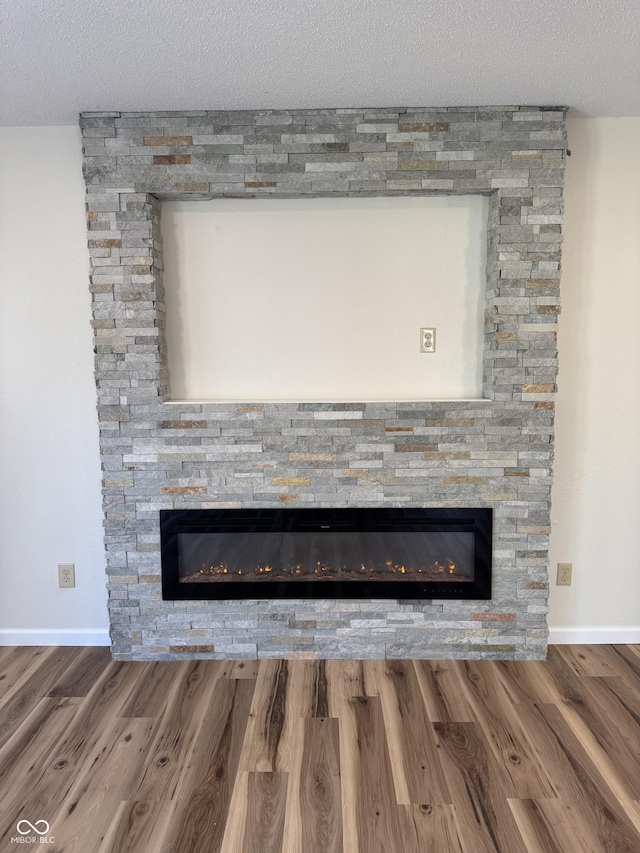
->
[1,645,640,852]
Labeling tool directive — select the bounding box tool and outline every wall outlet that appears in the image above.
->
[58,563,76,588]
[420,327,436,353]
[556,562,572,586]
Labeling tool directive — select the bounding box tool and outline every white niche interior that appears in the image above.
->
[162,195,488,402]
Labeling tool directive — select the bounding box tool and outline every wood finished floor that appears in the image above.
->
[1,646,640,852]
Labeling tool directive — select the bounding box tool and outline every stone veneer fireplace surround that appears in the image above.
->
[81,106,566,661]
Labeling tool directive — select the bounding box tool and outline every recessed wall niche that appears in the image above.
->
[161,196,488,401]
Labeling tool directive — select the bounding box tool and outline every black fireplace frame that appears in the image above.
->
[160,507,492,601]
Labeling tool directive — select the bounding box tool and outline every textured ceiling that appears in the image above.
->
[2,0,639,125]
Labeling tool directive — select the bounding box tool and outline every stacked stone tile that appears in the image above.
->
[80,106,566,661]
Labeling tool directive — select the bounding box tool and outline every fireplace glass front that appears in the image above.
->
[161,508,492,600]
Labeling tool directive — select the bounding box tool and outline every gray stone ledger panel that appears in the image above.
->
[80,106,566,661]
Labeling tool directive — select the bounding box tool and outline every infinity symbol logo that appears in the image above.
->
[16,820,50,836]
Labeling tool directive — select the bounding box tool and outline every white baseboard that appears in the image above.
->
[1,627,637,649]
[0,629,110,647]
[548,626,640,645]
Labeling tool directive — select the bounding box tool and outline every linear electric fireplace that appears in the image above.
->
[161,508,492,600]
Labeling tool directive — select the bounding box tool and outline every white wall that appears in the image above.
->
[0,121,638,645]
[548,117,640,641]
[0,127,108,644]
[162,197,487,401]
